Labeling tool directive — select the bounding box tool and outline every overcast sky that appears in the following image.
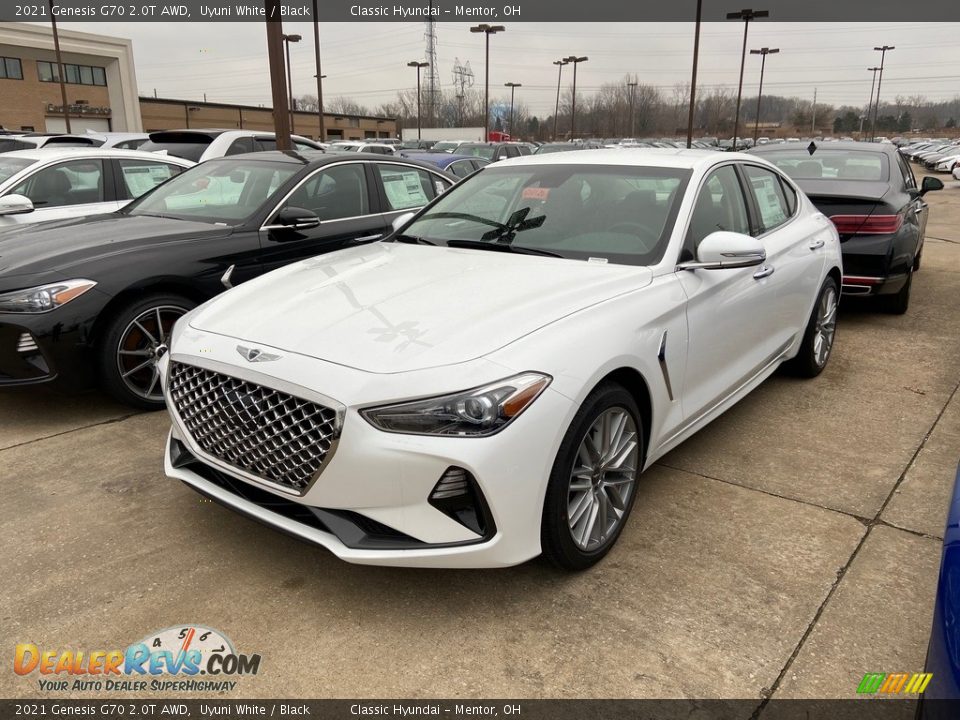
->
[49,21,960,114]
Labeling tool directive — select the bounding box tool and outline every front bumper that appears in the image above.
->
[160,333,575,568]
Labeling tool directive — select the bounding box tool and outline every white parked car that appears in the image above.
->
[160,150,842,570]
[138,130,325,162]
[954,164,960,181]
[0,133,103,153]
[0,148,194,230]
[328,141,395,155]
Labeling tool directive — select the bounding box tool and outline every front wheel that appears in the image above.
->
[98,293,195,410]
[541,383,643,571]
[787,277,838,378]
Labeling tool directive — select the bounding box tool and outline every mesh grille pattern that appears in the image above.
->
[168,362,338,492]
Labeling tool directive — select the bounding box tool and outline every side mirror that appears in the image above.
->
[920,176,944,196]
[0,194,35,216]
[680,231,766,270]
[265,206,321,231]
[391,211,416,233]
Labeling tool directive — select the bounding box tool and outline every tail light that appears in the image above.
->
[830,213,903,235]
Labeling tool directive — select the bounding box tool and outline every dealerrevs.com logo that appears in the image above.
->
[14,625,261,693]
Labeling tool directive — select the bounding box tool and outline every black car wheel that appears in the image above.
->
[882,271,912,315]
[99,293,195,410]
[788,277,839,378]
[541,383,643,571]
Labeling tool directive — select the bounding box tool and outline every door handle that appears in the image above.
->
[808,239,825,251]
[753,264,775,280]
[354,234,382,243]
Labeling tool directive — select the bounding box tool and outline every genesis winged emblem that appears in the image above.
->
[236,345,281,363]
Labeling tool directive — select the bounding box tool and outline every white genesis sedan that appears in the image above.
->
[159,150,842,570]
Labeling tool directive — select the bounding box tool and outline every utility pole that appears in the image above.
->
[408,61,429,140]
[727,8,769,149]
[264,2,292,150]
[864,67,880,139]
[811,87,817,135]
[47,0,71,133]
[552,59,569,140]
[282,33,302,134]
[504,82,521,138]
[627,80,638,138]
[686,0,703,148]
[565,56,588,140]
[311,0,325,141]
[871,45,895,140]
[749,47,778,143]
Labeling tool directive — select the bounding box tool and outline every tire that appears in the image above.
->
[787,277,839,378]
[541,383,643,571]
[98,293,195,410]
[881,271,912,315]
[913,250,922,272]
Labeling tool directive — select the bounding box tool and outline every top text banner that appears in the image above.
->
[2,0,960,22]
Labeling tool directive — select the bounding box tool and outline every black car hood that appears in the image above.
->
[0,214,233,278]
[792,179,890,203]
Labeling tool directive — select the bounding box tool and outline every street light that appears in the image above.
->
[862,66,880,139]
[282,33,302,133]
[552,59,569,140]
[408,61,430,140]
[749,47,779,143]
[504,82,521,138]
[470,24,505,142]
[627,80,638,138]
[726,8,768,149]
[311,0,325,141]
[564,55,588,140]
[871,45,895,141]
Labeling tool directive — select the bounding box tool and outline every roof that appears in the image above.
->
[221,150,452,174]
[750,141,901,156]
[139,96,397,124]
[493,147,744,170]
[397,152,475,167]
[0,147,196,164]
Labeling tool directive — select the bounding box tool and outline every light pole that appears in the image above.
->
[282,33,302,133]
[504,82,521,138]
[686,0,703,148]
[565,55,588,140]
[311,0,325,141]
[264,1,292,150]
[871,45,895,141]
[749,47,778,143]
[552,59,569,140]
[408,61,429,140]
[470,24,505,142]
[862,66,880,139]
[726,8,768,149]
[47,0,71,133]
[627,80,638,138]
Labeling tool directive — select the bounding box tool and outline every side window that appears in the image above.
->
[376,165,436,211]
[226,137,255,156]
[284,163,369,221]
[449,161,472,179]
[684,165,750,260]
[896,152,917,190]
[505,146,521,158]
[744,165,791,233]
[117,160,184,200]
[10,159,104,208]
[779,176,798,215]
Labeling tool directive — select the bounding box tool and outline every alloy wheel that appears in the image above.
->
[567,407,639,551]
[812,286,838,368]
[115,305,187,403]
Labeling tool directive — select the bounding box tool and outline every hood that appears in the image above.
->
[189,242,651,373]
[0,214,232,278]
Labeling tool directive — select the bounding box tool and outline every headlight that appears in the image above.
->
[361,373,551,437]
[0,279,97,314]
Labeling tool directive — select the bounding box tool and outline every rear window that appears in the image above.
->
[758,149,890,182]
[139,136,214,162]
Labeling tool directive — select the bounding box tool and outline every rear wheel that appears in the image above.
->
[787,277,838,378]
[99,293,195,410]
[881,271,912,315]
[541,383,643,571]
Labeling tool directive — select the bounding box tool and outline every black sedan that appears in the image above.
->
[0,151,454,408]
[750,141,943,313]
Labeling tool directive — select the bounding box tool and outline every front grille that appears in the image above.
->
[168,362,339,493]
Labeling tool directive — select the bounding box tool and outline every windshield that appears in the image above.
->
[0,156,33,184]
[400,164,691,266]
[432,141,459,152]
[126,159,299,224]
[458,145,496,160]
[758,149,890,182]
[536,144,579,154]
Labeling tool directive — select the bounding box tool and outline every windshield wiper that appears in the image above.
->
[394,233,436,245]
[480,207,545,243]
[445,239,563,258]
[416,211,509,232]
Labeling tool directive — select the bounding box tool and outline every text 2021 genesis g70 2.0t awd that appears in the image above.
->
[160,150,843,570]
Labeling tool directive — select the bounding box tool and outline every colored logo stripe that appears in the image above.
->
[857,672,932,694]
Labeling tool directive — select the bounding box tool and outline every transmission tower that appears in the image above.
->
[452,58,474,127]
[424,12,439,126]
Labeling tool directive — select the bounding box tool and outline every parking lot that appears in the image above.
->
[1,168,958,703]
